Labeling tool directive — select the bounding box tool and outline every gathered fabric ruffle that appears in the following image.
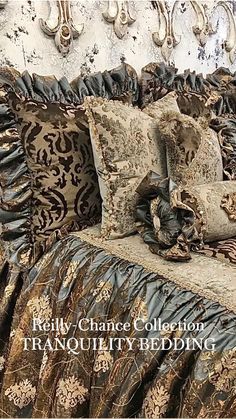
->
[2,63,139,106]
[0,101,33,270]
[210,117,236,180]
[139,62,236,114]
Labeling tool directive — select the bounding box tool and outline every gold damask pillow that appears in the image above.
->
[9,95,101,247]
[85,97,167,239]
[158,111,223,186]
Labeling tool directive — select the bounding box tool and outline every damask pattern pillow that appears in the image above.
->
[142,92,180,119]
[85,97,167,239]
[8,94,101,250]
[158,111,223,186]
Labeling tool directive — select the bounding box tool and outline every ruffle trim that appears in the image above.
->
[0,101,32,270]
[139,62,236,115]
[210,117,236,180]
[0,63,139,106]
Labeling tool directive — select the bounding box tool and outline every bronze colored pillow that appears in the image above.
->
[9,95,101,248]
[172,181,236,243]
[158,111,223,186]
[85,97,167,239]
[142,92,180,119]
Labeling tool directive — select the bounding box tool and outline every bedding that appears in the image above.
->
[139,62,236,110]
[135,173,236,261]
[210,117,236,180]
[1,63,139,105]
[0,101,33,269]
[172,181,236,243]
[158,110,223,186]
[0,226,236,418]
[9,94,101,243]
[142,91,180,119]
[0,62,236,418]
[85,96,167,239]
[0,63,140,268]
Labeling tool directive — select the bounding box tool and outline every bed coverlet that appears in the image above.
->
[0,227,236,418]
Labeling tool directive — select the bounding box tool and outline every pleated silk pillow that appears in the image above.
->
[4,94,101,266]
[85,97,167,239]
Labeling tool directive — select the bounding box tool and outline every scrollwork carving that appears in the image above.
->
[215,1,236,64]
[102,1,136,39]
[191,1,236,64]
[191,1,216,46]
[152,1,181,62]
[40,0,84,56]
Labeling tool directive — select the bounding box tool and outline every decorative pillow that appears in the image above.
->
[210,117,236,180]
[142,92,180,119]
[5,94,101,265]
[172,181,236,243]
[176,92,218,122]
[136,173,236,262]
[158,111,223,186]
[85,97,167,239]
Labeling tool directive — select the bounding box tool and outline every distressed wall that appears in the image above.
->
[0,0,235,81]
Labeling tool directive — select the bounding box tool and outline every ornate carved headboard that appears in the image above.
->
[0,0,235,79]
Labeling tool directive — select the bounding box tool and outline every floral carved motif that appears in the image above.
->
[102,1,136,39]
[191,0,216,46]
[152,1,181,62]
[215,1,236,64]
[40,0,84,56]
[191,0,236,64]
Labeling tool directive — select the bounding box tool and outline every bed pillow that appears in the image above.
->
[142,92,180,119]
[5,94,101,265]
[85,96,167,239]
[158,111,223,186]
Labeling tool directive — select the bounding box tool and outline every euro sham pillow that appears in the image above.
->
[5,94,101,265]
[85,96,167,239]
[158,111,223,186]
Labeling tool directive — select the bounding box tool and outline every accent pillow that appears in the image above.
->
[158,111,223,186]
[142,92,180,119]
[6,94,101,264]
[210,117,236,180]
[85,97,167,239]
[176,92,217,122]
[172,181,236,243]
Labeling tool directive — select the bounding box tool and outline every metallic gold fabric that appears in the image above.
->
[0,233,236,417]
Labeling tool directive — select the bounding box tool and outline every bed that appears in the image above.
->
[0,63,236,418]
[0,225,235,418]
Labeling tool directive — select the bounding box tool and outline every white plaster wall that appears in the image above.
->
[0,0,235,81]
